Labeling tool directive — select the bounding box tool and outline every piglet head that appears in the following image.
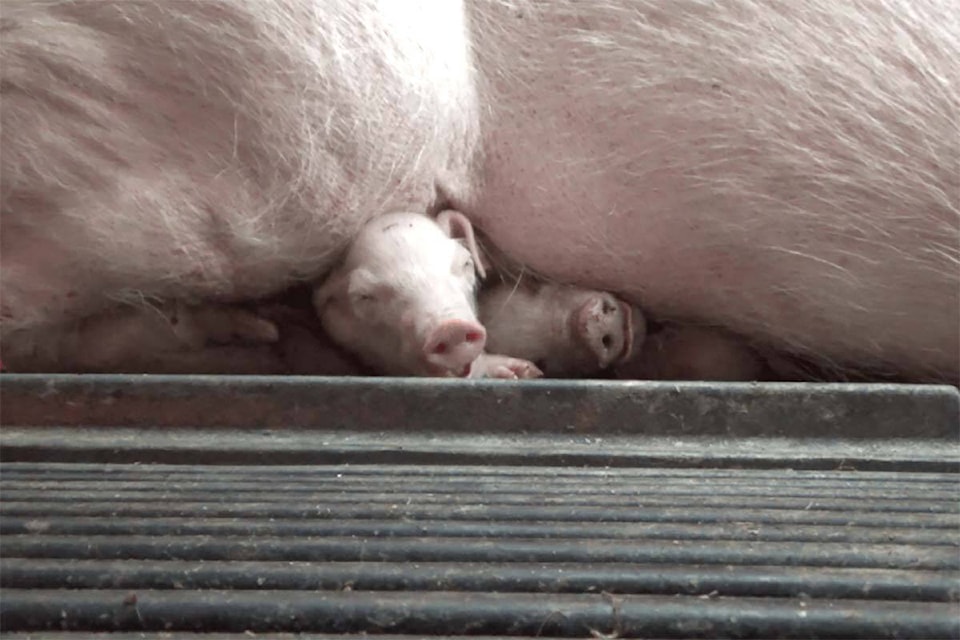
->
[313,210,488,377]
[479,282,646,378]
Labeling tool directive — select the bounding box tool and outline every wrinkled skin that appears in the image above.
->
[1,0,957,382]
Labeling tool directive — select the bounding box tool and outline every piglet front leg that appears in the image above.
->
[469,353,543,380]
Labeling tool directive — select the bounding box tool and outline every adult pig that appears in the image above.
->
[2,1,957,382]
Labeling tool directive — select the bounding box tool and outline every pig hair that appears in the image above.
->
[2,0,958,383]
[1,0,481,335]
[472,227,561,292]
[467,0,959,382]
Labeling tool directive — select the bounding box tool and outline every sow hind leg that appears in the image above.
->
[1,303,282,374]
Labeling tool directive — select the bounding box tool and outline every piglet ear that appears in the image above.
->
[312,271,345,315]
[436,209,486,280]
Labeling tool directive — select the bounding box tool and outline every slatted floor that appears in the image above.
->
[2,462,958,638]
[1,375,958,638]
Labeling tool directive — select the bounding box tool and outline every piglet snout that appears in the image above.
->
[574,294,633,369]
[424,319,487,376]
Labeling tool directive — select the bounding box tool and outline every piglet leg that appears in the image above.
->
[469,353,543,380]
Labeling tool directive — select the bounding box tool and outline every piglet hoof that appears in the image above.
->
[470,354,544,380]
[192,305,280,345]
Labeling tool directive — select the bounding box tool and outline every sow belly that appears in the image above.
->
[463,0,959,382]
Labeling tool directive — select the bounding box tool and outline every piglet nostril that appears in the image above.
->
[424,319,487,372]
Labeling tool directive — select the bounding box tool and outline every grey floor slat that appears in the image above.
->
[2,515,954,545]
[2,558,957,602]
[1,377,958,637]
[2,462,959,638]
[4,462,958,481]
[2,589,958,638]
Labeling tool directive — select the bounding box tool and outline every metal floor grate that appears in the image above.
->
[1,375,958,638]
[2,462,958,637]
